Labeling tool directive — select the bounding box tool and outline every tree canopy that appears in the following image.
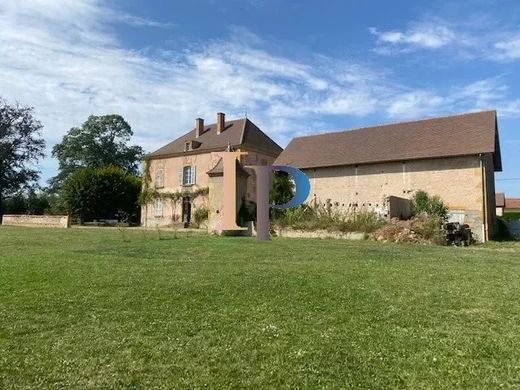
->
[51,115,144,189]
[0,99,45,215]
[62,166,141,224]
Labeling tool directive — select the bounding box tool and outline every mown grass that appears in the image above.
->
[1,226,520,389]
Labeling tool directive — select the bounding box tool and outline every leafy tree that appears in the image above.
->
[411,190,448,220]
[1,191,51,215]
[26,191,51,215]
[62,166,141,224]
[2,194,27,214]
[270,171,294,204]
[269,171,294,219]
[0,99,45,219]
[3,191,51,215]
[51,115,144,189]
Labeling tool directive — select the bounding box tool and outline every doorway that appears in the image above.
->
[182,197,191,227]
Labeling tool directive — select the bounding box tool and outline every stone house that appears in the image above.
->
[275,110,502,242]
[141,113,282,228]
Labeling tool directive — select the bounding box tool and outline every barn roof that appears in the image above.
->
[275,110,502,171]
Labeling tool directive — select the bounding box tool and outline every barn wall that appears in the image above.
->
[303,155,491,242]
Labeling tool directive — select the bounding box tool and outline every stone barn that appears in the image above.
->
[275,110,502,242]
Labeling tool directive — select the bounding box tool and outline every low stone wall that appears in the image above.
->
[1,214,71,228]
[275,228,366,240]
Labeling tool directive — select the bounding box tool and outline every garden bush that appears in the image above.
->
[273,203,386,233]
[193,206,209,228]
[411,190,448,219]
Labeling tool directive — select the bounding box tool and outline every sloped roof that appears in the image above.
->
[275,110,502,171]
[496,193,506,207]
[506,198,520,210]
[147,118,282,159]
[207,158,250,177]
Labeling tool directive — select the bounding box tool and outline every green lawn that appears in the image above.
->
[1,227,520,389]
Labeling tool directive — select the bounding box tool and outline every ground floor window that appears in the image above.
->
[154,199,163,217]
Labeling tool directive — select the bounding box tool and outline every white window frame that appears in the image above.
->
[182,165,196,186]
[184,141,192,152]
[155,169,164,188]
[154,198,163,217]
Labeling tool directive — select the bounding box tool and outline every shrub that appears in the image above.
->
[503,212,520,221]
[495,217,513,241]
[337,210,387,233]
[411,190,448,220]
[193,206,209,228]
[62,166,141,224]
[413,215,444,243]
[274,203,386,233]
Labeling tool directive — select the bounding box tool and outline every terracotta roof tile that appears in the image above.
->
[275,110,501,171]
[147,118,282,159]
[506,198,520,209]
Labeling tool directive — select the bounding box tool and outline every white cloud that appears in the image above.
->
[370,23,457,52]
[494,36,520,60]
[385,91,444,117]
[383,77,520,119]
[1,0,519,182]
[370,18,520,63]
[0,0,387,157]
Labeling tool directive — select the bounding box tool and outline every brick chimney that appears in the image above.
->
[217,112,225,135]
[195,117,204,138]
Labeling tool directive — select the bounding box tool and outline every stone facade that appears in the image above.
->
[141,148,278,228]
[2,214,71,228]
[303,154,497,242]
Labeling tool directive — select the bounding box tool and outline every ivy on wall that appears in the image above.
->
[139,159,209,222]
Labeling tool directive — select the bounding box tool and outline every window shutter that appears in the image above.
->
[178,167,183,186]
[192,165,197,185]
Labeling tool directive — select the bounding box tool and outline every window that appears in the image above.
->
[184,141,192,152]
[154,199,163,217]
[155,169,164,188]
[182,165,196,186]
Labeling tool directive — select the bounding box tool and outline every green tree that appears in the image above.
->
[50,115,144,189]
[270,171,294,205]
[0,99,45,219]
[2,193,27,214]
[62,166,141,224]
[269,171,294,219]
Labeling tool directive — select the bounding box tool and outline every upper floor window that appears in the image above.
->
[155,169,164,188]
[182,165,196,186]
[184,141,192,152]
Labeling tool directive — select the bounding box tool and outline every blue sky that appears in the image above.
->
[1,0,519,195]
